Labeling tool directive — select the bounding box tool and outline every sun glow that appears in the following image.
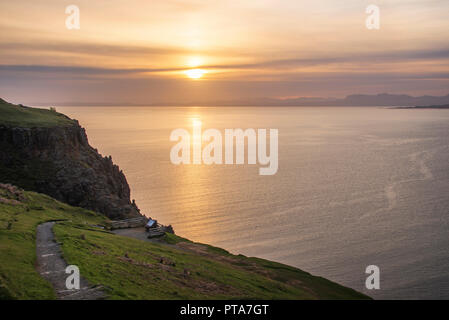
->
[185,68,206,79]
[187,57,203,68]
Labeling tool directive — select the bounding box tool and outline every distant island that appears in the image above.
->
[393,104,449,109]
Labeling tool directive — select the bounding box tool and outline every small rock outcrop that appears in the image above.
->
[0,121,142,220]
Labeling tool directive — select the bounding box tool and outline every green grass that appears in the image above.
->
[54,223,368,300]
[0,185,370,300]
[0,98,75,128]
[0,186,106,299]
[162,232,193,245]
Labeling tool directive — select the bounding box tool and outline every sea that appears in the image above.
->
[56,105,449,299]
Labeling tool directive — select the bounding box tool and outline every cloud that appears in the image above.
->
[205,48,449,71]
[1,0,449,103]
[0,65,184,75]
[0,41,198,57]
[2,47,448,77]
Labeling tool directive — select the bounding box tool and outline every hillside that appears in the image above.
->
[0,184,370,299]
[0,99,141,219]
[0,183,104,299]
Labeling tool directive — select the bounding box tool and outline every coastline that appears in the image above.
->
[0,99,370,300]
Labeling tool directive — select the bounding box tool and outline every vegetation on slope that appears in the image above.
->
[0,184,105,299]
[0,98,75,127]
[0,184,369,300]
[57,225,370,299]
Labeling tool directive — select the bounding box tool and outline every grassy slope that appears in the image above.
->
[0,186,370,300]
[0,186,105,299]
[55,226,369,299]
[0,98,75,127]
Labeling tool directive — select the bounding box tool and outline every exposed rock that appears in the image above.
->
[0,122,142,219]
[0,183,24,205]
[159,257,175,266]
[164,225,175,234]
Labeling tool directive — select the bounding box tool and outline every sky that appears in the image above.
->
[1,0,449,105]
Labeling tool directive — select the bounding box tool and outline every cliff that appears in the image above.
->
[0,99,141,219]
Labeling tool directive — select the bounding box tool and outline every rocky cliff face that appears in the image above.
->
[0,122,141,219]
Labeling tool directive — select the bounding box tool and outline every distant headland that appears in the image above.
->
[18,92,449,107]
[393,104,449,109]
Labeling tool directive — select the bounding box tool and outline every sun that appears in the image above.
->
[185,68,206,79]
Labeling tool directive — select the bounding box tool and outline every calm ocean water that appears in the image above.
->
[57,106,449,299]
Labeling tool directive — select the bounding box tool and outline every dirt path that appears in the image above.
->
[35,222,106,300]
